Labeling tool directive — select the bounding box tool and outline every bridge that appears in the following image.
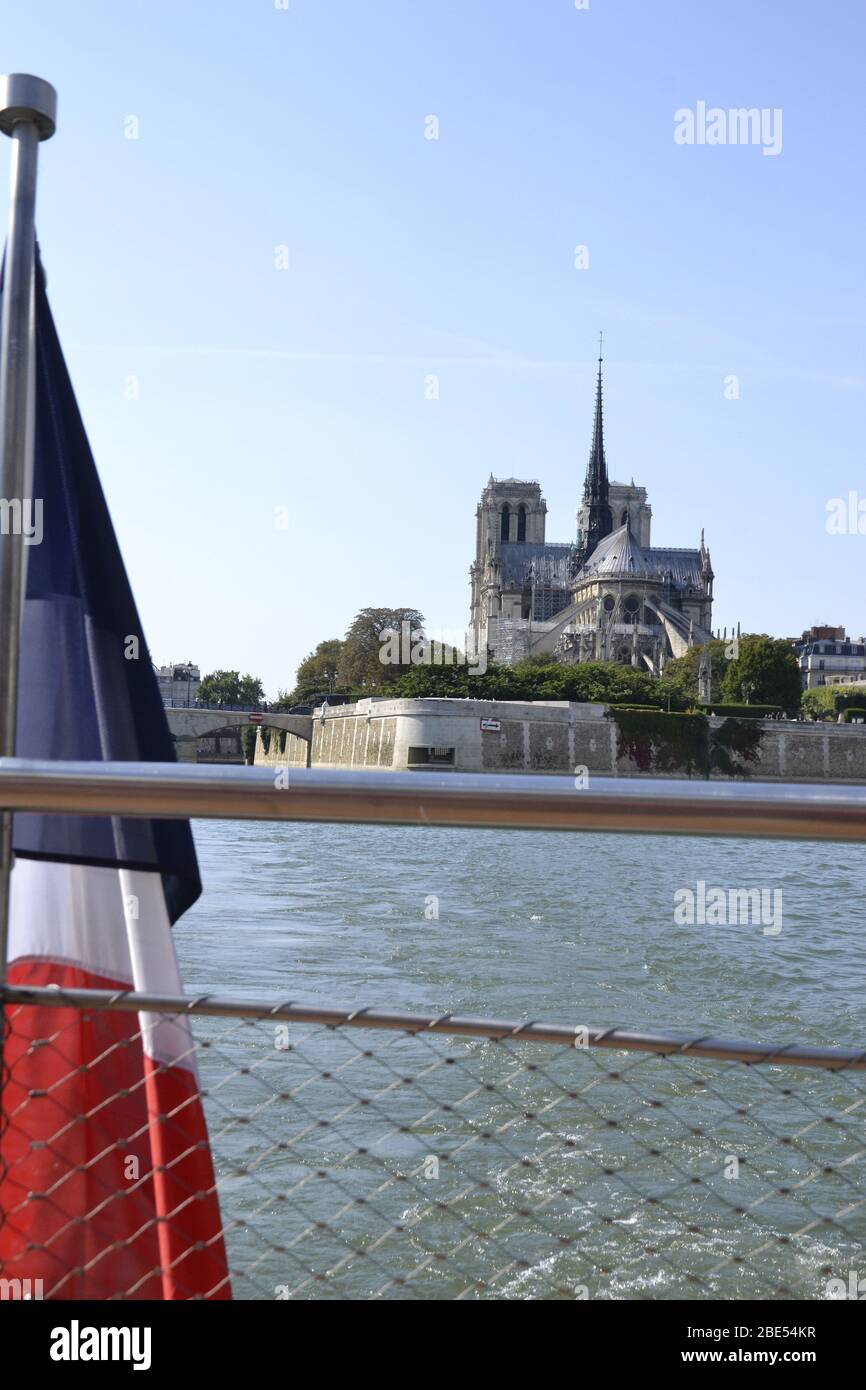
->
[164,709,314,765]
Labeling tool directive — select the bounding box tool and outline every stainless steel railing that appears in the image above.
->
[0,757,865,841]
[4,981,866,1070]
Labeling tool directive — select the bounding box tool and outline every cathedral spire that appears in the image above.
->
[589,332,606,485]
[574,334,613,568]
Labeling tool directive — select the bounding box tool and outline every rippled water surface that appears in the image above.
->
[178,820,866,1300]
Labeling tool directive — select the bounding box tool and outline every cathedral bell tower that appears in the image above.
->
[469,476,547,651]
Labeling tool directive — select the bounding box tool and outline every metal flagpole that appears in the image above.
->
[0,76,56,1001]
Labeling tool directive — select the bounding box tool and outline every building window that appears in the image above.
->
[621,509,629,527]
[500,505,510,541]
[624,594,639,624]
[517,505,526,542]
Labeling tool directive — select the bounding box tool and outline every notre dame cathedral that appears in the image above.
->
[469,348,714,674]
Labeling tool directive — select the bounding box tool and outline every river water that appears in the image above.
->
[178,818,866,1300]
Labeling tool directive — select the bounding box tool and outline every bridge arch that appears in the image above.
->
[163,709,313,767]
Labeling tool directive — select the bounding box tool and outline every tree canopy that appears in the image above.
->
[801,684,866,718]
[664,638,731,704]
[340,607,426,691]
[291,639,346,702]
[719,635,801,714]
[197,670,264,707]
[382,659,690,709]
[267,613,809,716]
[271,608,427,707]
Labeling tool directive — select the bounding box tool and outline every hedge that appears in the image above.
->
[698,702,781,719]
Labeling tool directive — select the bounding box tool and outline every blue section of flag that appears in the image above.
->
[6,248,201,923]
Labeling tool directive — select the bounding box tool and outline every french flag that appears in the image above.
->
[0,253,231,1299]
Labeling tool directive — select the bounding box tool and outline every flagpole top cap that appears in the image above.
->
[0,74,57,140]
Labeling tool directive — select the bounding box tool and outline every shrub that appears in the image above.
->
[606,708,764,778]
[800,685,866,718]
[710,718,764,776]
[606,707,710,777]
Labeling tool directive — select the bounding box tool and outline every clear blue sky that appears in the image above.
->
[3,0,865,697]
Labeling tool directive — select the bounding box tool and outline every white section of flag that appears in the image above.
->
[9,857,196,1070]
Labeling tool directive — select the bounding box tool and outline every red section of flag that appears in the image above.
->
[0,959,230,1300]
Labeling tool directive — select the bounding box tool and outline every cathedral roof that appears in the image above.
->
[575,524,703,588]
[498,542,573,589]
[644,547,705,587]
[578,524,644,576]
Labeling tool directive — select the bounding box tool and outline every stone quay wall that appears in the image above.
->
[252,698,866,783]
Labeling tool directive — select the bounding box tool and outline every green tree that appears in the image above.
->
[198,670,264,707]
[341,607,425,691]
[269,640,351,709]
[800,685,840,719]
[664,638,730,704]
[269,687,294,711]
[240,725,259,763]
[382,659,689,710]
[801,684,866,720]
[294,639,346,700]
[198,670,241,705]
[720,635,801,714]
[237,673,265,707]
